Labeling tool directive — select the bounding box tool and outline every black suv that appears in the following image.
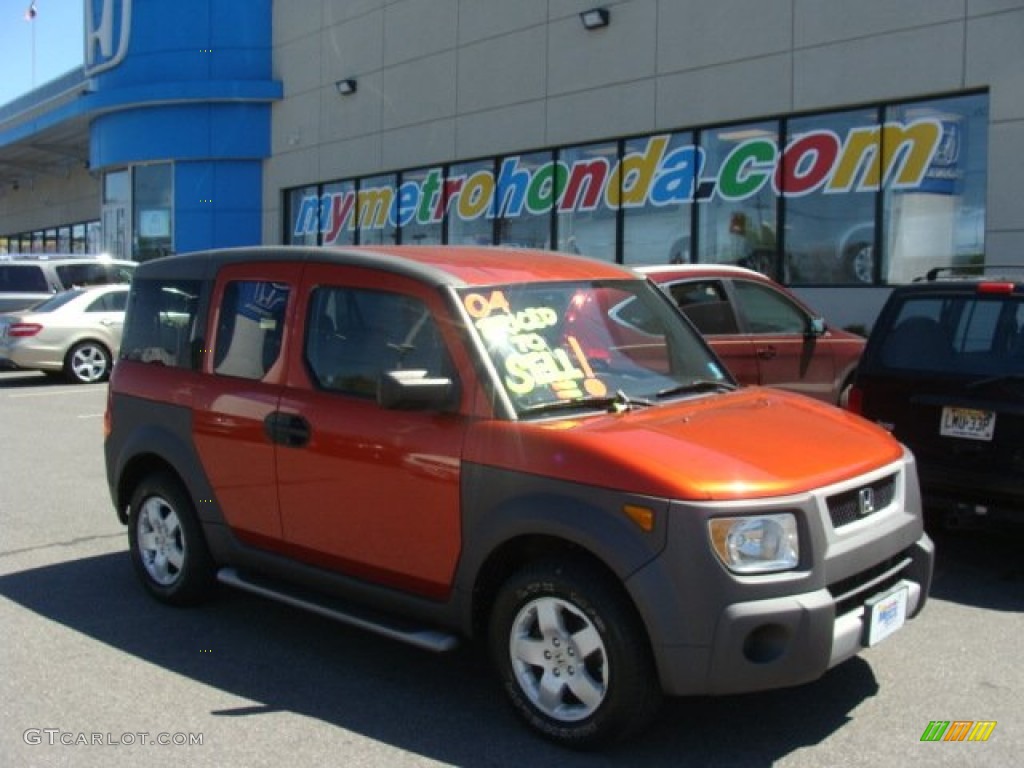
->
[848,267,1024,529]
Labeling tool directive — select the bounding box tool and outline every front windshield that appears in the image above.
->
[458,279,732,416]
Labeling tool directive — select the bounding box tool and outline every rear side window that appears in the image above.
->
[213,281,291,380]
[0,265,48,292]
[120,279,202,368]
[86,290,128,312]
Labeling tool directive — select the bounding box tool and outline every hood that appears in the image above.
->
[464,388,903,500]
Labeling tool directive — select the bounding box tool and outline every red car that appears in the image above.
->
[639,264,864,405]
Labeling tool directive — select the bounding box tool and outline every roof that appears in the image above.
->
[635,264,764,279]
[136,245,637,287]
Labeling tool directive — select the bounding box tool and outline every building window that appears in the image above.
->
[696,121,780,276]
[557,142,619,261]
[398,168,443,245]
[447,160,495,246]
[785,108,880,285]
[283,91,987,287]
[133,163,173,261]
[621,132,694,265]
[495,151,553,249]
[882,93,988,283]
[356,174,397,245]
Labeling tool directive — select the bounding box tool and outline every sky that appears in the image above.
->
[0,1,84,106]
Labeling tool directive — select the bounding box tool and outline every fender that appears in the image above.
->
[105,394,218,526]
[452,462,670,632]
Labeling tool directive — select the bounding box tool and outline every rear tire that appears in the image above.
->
[128,471,215,606]
[64,340,111,383]
[489,557,662,749]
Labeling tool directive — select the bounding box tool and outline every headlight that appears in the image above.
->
[708,514,799,574]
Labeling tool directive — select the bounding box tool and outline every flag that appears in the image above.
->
[25,2,37,21]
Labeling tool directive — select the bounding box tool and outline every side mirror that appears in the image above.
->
[808,317,827,337]
[377,369,454,410]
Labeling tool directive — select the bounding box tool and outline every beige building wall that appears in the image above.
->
[0,166,98,241]
[263,0,1024,265]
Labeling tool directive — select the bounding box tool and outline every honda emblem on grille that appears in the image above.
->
[858,487,876,517]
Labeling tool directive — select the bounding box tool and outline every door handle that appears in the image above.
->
[757,346,777,360]
[264,411,311,447]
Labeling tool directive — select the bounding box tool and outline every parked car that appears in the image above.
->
[0,284,128,383]
[847,266,1024,530]
[638,264,864,404]
[0,255,135,313]
[105,246,932,748]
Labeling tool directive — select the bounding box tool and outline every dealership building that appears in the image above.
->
[1,0,1022,327]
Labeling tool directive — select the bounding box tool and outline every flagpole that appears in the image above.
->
[25,2,38,89]
[31,14,36,88]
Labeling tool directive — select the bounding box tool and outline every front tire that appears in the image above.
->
[489,557,662,749]
[64,340,111,383]
[128,472,215,605]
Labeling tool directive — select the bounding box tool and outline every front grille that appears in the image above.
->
[828,550,913,616]
[827,474,896,528]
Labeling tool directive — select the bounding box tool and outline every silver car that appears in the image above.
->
[0,284,128,383]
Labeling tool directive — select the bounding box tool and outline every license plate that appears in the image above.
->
[864,582,909,647]
[940,406,995,441]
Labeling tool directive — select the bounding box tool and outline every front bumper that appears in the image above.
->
[626,454,935,696]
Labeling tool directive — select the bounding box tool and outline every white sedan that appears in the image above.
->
[0,284,128,383]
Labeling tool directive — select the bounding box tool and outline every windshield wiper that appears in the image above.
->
[966,372,1024,390]
[656,379,737,399]
[519,389,653,417]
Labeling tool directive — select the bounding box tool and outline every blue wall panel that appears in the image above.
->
[175,160,262,253]
[84,0,278,254]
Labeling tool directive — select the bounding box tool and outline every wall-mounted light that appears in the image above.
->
[579,8,610,30]
[335,78,357,96]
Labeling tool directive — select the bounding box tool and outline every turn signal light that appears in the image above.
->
[622,504,655,532]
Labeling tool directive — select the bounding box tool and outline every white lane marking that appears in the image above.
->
[6,388,106,398]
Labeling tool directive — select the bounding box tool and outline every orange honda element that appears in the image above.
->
[104,246,933,748]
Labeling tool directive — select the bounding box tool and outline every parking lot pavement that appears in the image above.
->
[1,370,1021,766]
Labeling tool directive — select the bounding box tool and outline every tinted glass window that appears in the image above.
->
[214,281,291,380]
[120,279,202,368]
[879,294,1024,374]
[0,265,48,292]
[306,287,451,398]
[667,280,740,335]
[733,280,807,334]
[56,262,135,288]
[86,290,128,313]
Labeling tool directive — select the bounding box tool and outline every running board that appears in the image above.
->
[217,567,459,653]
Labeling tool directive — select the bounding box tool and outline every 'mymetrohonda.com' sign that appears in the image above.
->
[294,119,942,243]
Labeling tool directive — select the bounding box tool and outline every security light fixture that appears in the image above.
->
[335,78,357,96]
[580,8,610,30]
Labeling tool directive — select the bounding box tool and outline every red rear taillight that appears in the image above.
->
[845,384,863,415]
[103,387,113,439]
[9,323,43,337]
[977,282,1015,294]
